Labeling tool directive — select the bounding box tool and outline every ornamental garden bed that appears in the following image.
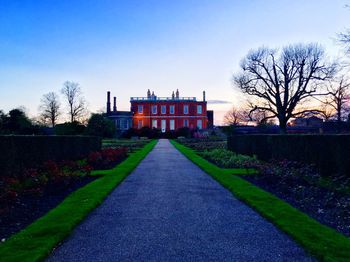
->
[176,138,350,237]
[0,147,128,241]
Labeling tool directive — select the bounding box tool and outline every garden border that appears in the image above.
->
[171,140,350,262]
[0,140,158,262]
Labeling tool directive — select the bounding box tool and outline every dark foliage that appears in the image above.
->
[0,135,101,178]
[54,121,86,135]
[228,134,350,178]
[0,109,43,135]
[85,113,116,138]
[87,147,128,170]
[244,159,350,237]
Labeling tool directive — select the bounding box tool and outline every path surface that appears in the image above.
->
[47,139,314,261]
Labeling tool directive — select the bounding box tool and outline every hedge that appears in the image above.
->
[0,135,101,177]
[228,134,350,178]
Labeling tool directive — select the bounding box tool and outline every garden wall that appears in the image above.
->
[0,136,101,177]
[228,135,350,177]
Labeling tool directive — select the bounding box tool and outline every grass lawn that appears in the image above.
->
[0,139,157,262]
[102,138,150,151]
[171,140,350,262]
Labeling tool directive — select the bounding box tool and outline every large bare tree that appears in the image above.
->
[234,43,336,133]
[39,92,60,127]
[61,81,86,122]
[323,76,350,122]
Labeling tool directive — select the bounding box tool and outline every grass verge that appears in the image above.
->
[171,140,350,262]
[0,139,158,262]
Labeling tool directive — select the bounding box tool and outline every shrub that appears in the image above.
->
[200,149,260,168]
[85,114,116,138]
[0,135,101,178]
[87,147,128,170]
[228,134,350,178]
[54,122,86,135]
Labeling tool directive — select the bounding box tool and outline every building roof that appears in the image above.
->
[130,97,198,102]
[107,111,133,117]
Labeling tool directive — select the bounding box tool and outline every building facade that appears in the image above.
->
[106,92,133,133]
[106,90,211,133]
[131,90,208,132]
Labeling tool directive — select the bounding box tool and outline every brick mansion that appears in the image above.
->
[106,90,213,133]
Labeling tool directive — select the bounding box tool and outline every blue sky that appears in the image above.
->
[0,0,349,124]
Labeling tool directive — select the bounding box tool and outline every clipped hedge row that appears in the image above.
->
[228,135,350,177]
[0,135,101,177]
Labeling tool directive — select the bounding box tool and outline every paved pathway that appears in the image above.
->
[47,139,314,262]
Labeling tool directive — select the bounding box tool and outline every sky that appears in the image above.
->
[0,0,349,124]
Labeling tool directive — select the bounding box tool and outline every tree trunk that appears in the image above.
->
[278,118,287,134]
[337,110,342,123]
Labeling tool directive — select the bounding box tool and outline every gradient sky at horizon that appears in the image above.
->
[0,0,349,124]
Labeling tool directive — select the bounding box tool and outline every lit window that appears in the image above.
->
[138,120,143,129]
[197,120,202,129]
[152,105,157,114]
[152,119,157,128]
[197,105,202,114]
[170,105,175,114]
[183,105,188,114]
[161,105,166,114]
[184,119,189,127]
[170,120,175,130]
[138,105,143,113]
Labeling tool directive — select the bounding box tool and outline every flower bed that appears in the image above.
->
[0,147,128,240]
[200,149,259,169]
[243,160,350,237]
[87,147,128,170]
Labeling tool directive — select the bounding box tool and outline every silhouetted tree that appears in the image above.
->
[339,30,350,55]
[39,92,60,127]
[86,114,116,138]
[318,103,335,121]
[0,110,6,133]
[61,81,86,122]
[5,108,33,134]
[322,76,350,122]
[224,107,248,126]
[234,43,336,133]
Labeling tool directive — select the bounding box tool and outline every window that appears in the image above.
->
[197,105,202,114]
[151,105,157,114]
[152,119,157,128]
[122,119,128,130]
[138,120,143,129]
[161,119,166,132]
[170,105,175,114]
[183,119,189,127]
[161,105,166,114]
[183,105,188,114]
[197,120,202,129]
[170,120,175,130]
[138,105,143,113]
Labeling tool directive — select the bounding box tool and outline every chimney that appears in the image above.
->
[113,97,117,112]
[107,91,111,114]
[203,91,206,102]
